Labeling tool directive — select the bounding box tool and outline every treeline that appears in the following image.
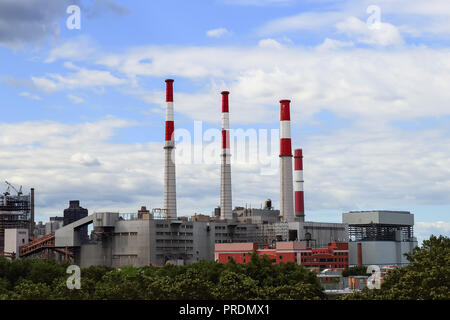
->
[0,252,325,300]
[1,235,448,300]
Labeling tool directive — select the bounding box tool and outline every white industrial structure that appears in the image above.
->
[294,149,305,222]
[9,79,417,270]
[163,79,177,219]
[279,100,294,222]
[343,210,418,266]
[220,91,233,221]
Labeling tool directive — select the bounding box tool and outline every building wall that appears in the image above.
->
[4,228,28,256]
[348,240,418,266]
[343,211,414,226]
[112,220,150,267]
[70,213,349,268]
[287,221,349,248]
[215,241,349,269]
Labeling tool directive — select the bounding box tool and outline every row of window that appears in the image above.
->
[155,239,194,244]
[155,224,194,229]
[302,258,348,263]
[114,232,138,236]
[156,246,193,251]
[215,232,231,237]
[155,231,194,236]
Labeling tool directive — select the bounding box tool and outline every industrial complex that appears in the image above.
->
[0,79,418,273]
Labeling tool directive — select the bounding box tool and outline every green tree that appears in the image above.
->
[9,279,52,300]
[343,235,450,300]
[214,270,261,300]
[260,283,324,300]
[342,266,369,277]
[94,269,146,300]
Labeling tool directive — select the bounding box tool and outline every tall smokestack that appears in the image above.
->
[30,188,35,237]
[294,149,305,222]
[279,100,294,222]
[164,79,177,219]
[220,91,232,220]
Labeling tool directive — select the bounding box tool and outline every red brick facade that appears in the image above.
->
[215,242,349,269]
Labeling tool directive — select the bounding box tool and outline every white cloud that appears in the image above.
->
[416,221,450,233]
[222,0,293,6]
[71,153,101,167]
[67,94,85,104]
[258,38,283,49]
[206,28,230,38]
[336,16,404,46]
[316,38,354,50]
[45,36,99,63]
[31,68,126,93]
[92,45,450,126]
[415,221,450,244]
[19,91,41,101]
[258,11,345,35]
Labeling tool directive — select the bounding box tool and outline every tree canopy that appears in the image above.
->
[0,251,324,300]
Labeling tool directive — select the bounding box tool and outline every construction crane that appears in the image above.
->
[5,181,22,196]
[3,185,10,197]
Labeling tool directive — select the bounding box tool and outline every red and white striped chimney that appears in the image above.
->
[294,148,305,221]
[279,100,294,222]
[164,79,177,219]
[220,91,232,220]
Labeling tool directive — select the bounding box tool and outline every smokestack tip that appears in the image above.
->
[221,91,230,95]
[165,79,174,83]
[294,149,303,157]
[280,99,291,104]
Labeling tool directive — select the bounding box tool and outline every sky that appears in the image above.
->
[0,0,449,244]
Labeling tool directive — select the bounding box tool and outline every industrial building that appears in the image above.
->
[63,200,88,244]
[343,210,418,266]
[5,79,417,270]
[0,183,34,254]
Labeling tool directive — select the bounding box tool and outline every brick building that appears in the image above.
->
[214,241,349,269]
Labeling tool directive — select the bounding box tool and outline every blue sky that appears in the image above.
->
[0,0,450,244]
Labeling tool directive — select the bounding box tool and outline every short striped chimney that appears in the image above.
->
[279,100,294,222]
[294,149,305,221]
[164,79,177,219]
[220,91,232,220]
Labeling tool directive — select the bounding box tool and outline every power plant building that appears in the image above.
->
[343,210,418,266]
[12,79,416,270]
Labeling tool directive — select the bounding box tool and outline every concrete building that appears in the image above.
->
[52,211,262,268]
[64,201,88,244]
[34,221,46,238]
[45,216,64,235]
[0,186,32,253]
[343,210,418,266]
[233,205,280,225]
[42,206,348,269]
[4,228,29,257]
